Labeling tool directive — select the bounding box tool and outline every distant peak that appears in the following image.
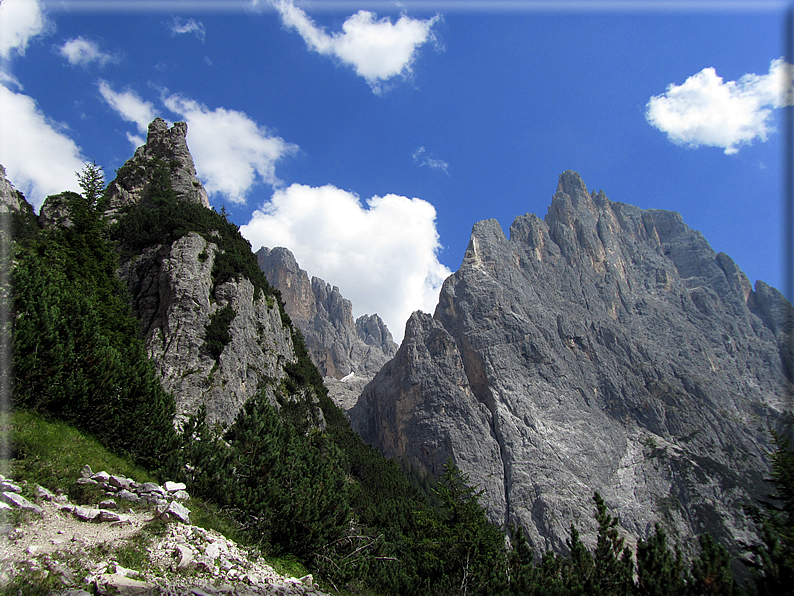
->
[556,170,588,197]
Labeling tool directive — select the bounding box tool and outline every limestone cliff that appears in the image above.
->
[256,246,397,412]
[109,121,301,426]
[351,171,791,555]
[119,234,296,426]
[0,166,29,215]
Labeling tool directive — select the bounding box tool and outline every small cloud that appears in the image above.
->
[646,58,794,155]
[0,69,23,91]
[162,93,298,204]
[412,146,449,175]
[0,84,86,209]
[240,183,451,342]
[59,37,118,67]
[170,17,205,42]
[271,0,440,94]
[0,0,50,60]
[98,80,159,141]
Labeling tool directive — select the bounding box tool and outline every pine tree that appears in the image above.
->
[590,492,634,595]
[743,429,794,595]
[637,523,687,596]
[413,460,508,595]
[690,533,735,596]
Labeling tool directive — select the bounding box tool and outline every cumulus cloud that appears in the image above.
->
[272,0,439,94]
[170,17,205,42]
[412,146,449,175]
[0,0,49,60]
[163,94,298,203]
[240,184,452,343]
[59,37,118,67]
[0,85,85,209]
[646,58,794,154]
[98,80,158,146]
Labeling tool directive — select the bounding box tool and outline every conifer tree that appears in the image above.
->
[590,492,634,595]
[744,429,794,595]
[637,523,687,596]
[690,533,735,596]
[413,460,508,595]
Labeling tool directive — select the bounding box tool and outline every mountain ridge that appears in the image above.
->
[256,245,397,412]
[350,170,791,555]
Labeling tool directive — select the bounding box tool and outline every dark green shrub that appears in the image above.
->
[205,304,236,360]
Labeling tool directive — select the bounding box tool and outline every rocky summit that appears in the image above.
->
[350,170,792,555]
[257,246,397,412]
[105,118,210,216]
[105,121,302,426]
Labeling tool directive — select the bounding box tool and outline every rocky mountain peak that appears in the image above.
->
[352,170,791,556]
[105,118,209,216]
[256,246,397,412]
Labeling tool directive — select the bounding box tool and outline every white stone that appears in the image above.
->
[159,501,190,524]
[35,484,55,501]
[163,481,186,492]
[91,471,111,483]
[1,491,42,514]
[0,481,21,493]
[73,506,100,521]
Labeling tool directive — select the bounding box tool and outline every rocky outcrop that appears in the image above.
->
[257,246,397,412]
[37,192,75,229]
[351,171,791,556]
[105,118,209,218]
[104,120,304,426]
[0,166,29,215]
[120,233,296,426]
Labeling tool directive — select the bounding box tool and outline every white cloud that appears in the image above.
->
[413,146,449,175]
[240,184,452,342]
[162,94,298,204]
[59,37,117,67]
[0,0,49,60]
[646,58,794,154]
[0,70,22,91]
[0,85,85,210]
[272,0,439,94]
[98,80,158,145]
[170,17,205,42]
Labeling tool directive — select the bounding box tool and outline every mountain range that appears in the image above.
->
[5,117,792,568]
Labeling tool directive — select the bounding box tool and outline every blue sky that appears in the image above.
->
[1,0,790,341]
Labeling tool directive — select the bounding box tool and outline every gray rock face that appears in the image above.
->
[351,170,791,555]
[38,192,74,229]
[105,118,209,218]
[257,246,397,411]
[0,165,29,214]
[102,119,312,427]
[120,233,296,426]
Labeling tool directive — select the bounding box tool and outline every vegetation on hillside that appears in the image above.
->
[11,164,177,472]
[6,161,793,595]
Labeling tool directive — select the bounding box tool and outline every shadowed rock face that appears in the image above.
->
[257,246,397,412]
[351,170,792,555]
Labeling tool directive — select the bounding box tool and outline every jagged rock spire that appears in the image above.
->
[105,118,210,216]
